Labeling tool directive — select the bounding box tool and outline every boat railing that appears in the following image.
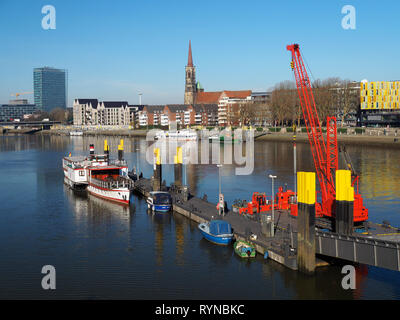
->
[109,159,127,167]
[90,176,134,190]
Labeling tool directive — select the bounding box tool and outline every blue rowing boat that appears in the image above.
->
[198,220,233,245]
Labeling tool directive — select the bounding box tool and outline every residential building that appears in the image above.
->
[251,91,271,104]
[192,104,219,126]
[73,99,99,126]
[73,99,138,126]
[34,67,67,112]
[141,105,165,126]
[217,90,252,126]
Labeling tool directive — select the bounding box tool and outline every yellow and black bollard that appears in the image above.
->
[118,139,124,161]
[335,170,354,235]
[104,140,109,162]
[174,147,183,187]
[153,148,162,191]
[297,171,316,274]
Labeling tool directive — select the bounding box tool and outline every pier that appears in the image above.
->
[131,148,400,273]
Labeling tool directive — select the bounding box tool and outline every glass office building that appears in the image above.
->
[33,67,67,112]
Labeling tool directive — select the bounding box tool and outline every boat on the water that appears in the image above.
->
[63,140,133,204]
[155,129,197,141]
[234,240,256,258]
[146,191,172,212]
[198,220,233,245]
[69,131,83,136]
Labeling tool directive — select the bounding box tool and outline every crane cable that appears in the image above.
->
[300,48,316,85]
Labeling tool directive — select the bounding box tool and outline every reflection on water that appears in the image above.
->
[64,186,134,225]
[0,134,400,299]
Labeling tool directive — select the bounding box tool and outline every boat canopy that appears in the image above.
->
[150,192,172,205]
[210,220,232,235]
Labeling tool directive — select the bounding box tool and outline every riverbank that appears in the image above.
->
[256,132,400,148]
[3,127,400,148]
[38,129,148,137]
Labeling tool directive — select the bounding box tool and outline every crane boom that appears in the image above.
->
[11,92,33,98]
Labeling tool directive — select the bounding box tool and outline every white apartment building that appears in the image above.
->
[73,99,139,126]
[217,92,252,126]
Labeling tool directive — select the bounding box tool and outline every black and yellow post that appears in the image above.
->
[118,139,124,161]
[335,170,354,235]
[297,171,316,274]
[174,147,183,187]
[104,140,109,162]
[153,148,162,191]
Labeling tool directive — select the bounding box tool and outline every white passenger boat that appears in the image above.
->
[69,131,83,136]
[155,129,197,141]
[62,140,133,204]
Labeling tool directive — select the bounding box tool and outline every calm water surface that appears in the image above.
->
[0,134,399,299]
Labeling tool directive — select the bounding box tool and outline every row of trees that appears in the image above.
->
[32,108,73,123]
[235,78,360,127]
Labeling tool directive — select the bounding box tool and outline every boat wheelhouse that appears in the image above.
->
[146,191,172,212]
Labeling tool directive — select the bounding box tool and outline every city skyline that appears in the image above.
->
[1,0,400,106]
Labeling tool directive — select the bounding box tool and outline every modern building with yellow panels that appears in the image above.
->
[359,81,400,126]
[360,81,400,110]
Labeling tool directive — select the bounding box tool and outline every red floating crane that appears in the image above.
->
[287,43,368,222]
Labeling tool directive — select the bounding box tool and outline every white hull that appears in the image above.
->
[64,176,87,191]
[87,183,130,204]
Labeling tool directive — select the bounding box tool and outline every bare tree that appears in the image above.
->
[49,108,67,122]
[271,81,299,126]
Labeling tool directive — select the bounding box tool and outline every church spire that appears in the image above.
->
[184,40,196,104]
[187,40,193,67]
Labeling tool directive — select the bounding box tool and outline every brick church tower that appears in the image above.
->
[184,40,196,104]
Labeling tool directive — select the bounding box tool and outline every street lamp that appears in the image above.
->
[269,174,277,236]
[217,164,223,215]
[136,147,140,177]
[138,92,143,105]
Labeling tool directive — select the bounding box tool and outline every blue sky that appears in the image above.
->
[0,0,399,106]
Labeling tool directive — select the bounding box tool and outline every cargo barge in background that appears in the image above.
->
[62,140,133,204]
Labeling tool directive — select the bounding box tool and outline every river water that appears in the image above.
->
[0,134,399,299]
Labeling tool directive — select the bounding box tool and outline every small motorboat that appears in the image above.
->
[234,240,256,258]
[198,220,233,245]
[146,191,172,213]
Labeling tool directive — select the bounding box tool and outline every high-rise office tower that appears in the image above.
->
[33,67,67,112]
